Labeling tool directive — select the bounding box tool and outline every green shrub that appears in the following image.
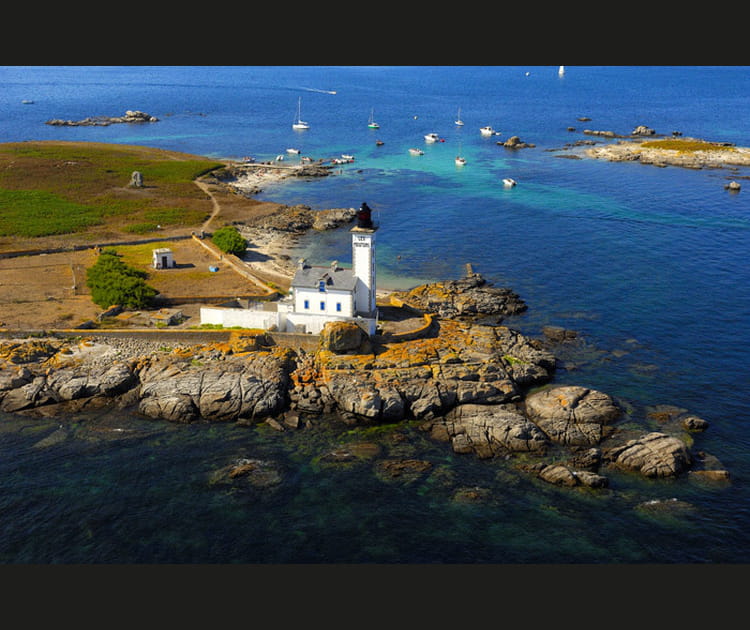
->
[86,249,157,309]
[211,225,247,256]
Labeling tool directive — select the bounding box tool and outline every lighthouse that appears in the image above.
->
[351,202,378,318]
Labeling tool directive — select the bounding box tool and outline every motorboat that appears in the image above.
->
[341,154,355,160]
[409,148,424,156]
[424,133,440,143]
[286,148,301,154]
[455,156,466,166]
[480,126,495,136]
[502,178,517,187]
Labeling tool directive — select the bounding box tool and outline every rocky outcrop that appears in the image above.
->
[0,317,725,487]
[135,348,293,423]
[0,362,136,412]
[305,320,556,424]
[498,135,536,149]
[46,110,158,126]
[432,403,549,458]
[605,432,692,478]
[585,137,750,170]
[524,385,621,446]
[238,204,355,234]
[389,272,527,322]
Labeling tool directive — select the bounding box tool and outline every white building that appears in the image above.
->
[200,204,379,335]
[152,248,175,269]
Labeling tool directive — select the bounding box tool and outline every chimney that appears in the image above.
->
[330,260,338,271]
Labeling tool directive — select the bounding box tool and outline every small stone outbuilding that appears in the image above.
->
[152,248,174,269]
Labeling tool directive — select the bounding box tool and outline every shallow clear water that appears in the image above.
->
[0,66,748,563]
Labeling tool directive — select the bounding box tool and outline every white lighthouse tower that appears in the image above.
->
[351,202,378,318]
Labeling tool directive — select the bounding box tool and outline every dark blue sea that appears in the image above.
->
[1,66,749,564]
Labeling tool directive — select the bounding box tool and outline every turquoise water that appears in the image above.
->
[0,66,748,563]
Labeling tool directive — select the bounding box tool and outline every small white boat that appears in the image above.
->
[455,107,464,126]
[502,178,517,187]
[455,156,466,166]
[292,97,309,130]
[480,126,495,136]
[275,155,285,161]
[424,133,440,143]
[367,108,379,129]
[409,148,424,156]
[21,99,34,104]
[286,148,301,154]
[341,154,355,160]
[558,65,565,76]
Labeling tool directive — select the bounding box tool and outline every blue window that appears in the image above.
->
[320,301,325,311]
[303,299,309,310]
[336,302,342,312]
[319,280,326,292]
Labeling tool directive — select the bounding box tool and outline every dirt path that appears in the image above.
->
[195,179,221,232]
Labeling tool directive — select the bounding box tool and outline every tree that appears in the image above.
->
[211,226,247,256]
[86,249,157,309]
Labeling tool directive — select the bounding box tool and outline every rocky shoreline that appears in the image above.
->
[0,274,730,491]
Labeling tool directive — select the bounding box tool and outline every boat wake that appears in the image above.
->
[301,87,337,95]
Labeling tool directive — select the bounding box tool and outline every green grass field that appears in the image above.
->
[0,141,224,239]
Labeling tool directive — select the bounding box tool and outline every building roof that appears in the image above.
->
[292,264,357,292]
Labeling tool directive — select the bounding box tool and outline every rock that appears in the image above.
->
[499,135,535,149]
[441,403,549,458]
[689,469,730,482]
[374,458,432,482]
[208,457,284,489]
[317,319,555,423]
[46,110,158,126]
[606,432,692,478]
[389,272,527,322]
[539,464,578,486]
[137,349,292,423]
[681,414,709,432]
[452,486,493,504]
[319,321,366,354]
[524,385,621,446]
[542,326,578,342]
[632,125,656,136]
[725,180,741,191]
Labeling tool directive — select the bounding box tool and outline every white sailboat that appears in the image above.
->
[558,65,565,76]
[367,108,379,129]
[455,107,464,126]
[292,97,309,130]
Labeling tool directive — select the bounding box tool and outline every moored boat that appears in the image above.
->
[409,148,424,155]
[292,97,309,130]
[424,133,440,143]
[480,126,495,136]
[502,178,517,187]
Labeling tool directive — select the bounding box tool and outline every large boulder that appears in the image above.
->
[439,403,549,458]
[319,321,366,354]
[524,385,621,446]
[606,432,692,478]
